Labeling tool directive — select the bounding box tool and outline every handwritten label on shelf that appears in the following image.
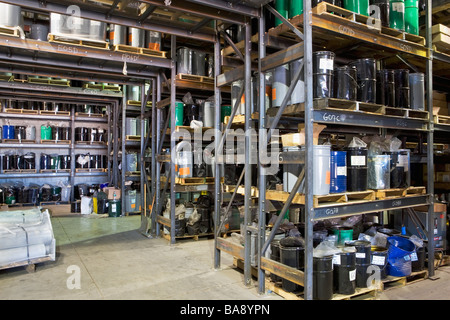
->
[392,200,402,207]
[338,25,355,37]
[121,53,140,63]
[57,45,79,55]
[395,119,408,127]
[325,207,339,216]
[322,113,341,123]
[399,43,413,53]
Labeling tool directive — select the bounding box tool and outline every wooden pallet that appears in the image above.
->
[82,83,121,92]
[163,231,214,242]
[0,255,54,272]
[40,139,71,145]
[223,112,259,125]
[374,186,426,199]
[126,135,141,141]
[0,75,14,82]
[176,73,215,84]
[28,78,71,87]
[4,108,39,114]
[382,269,429,291]
[1,139,36,144]
[48,34,109,50]
[385,107,429,120]
[434,115,450,125]
[75,168,105,173]
[75,141,107,145]
[3,169,37,174]
[112,44,167,58]
[0,26,21,38]
[314,98,386,115]
[40,169,71,173]
[39,110,71,116]
[175,177,215,185]
[127,100,152,107]
[74,112,104,117]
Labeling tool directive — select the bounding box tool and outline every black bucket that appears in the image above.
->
[313,51,335,99]
[90,155,102,169]
[394,69,410,108]
[102,155,108,169]
[346,147,368,191]
[333,252,356,295]
[349,58,377,103]
[313,255,334,300]
[23,153,36,170]
[377,70,395,107]
[280,237,305,293]
[411,246,425,272]
[371,246,388,279]
[40,154,51,170]
[14,126,26,140]
[75,184,89,200]
[270,240,282,282]
[183,104,200,126]
[383,150,409,188]
[347,240,371,288]
[357,79,377,103]
[370,0,390,27]
[75,154,90,168]
[60,155,71,169]
[333,66,357,101]
[75,127,89,142]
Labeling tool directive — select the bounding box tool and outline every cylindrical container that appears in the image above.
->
[50,154,61,170]
[147,31,161,51]
[176,142,193,178]
[183,104,199,126]
[23,153,35,170]
[394,69,410,108]
[192,50,206,76]
[177,47,193,75]
[75,127,89,142]
[0,3,23,28]
[409,73,424,110]
[377,69,395,107]
[40,154,51,170]
[60,127,71,141]
[25,126,36,141]
[387,236,415,277]
[404,0,419,35]
[272,64,290,107]
[231,80,245,115]
[348,240,371,288]
[411,245,425,272]
[383,149,410,188]
[75,154,90,169]
[349,58,377,103]
[126,86,140,101]
[313,51,335,99]
[221,105,232,123]
[270,240,282,282]
[40,125,52,140]
[126,117,138,136]
[108,199,122,217]
[280,237,305,292]
[346,147,368,191]
[333,226,353,246]
[344,0,369,15]
[109,24,127,45]
[289,0,303,17]
[60,155,71,169]
[126,152,138,172]
[275,0,289,26]
[289,59,305,104]
[2,125,14,139]
[283,146,302,193]
[313,256,334,300]
[368,154,390,189]
[169,100,184,128]
[333,252,356,295]
[371,246,388,279]
[389,0,405,31]
[128,27,145,47]
[370,0,390,27]
[51,126,62,141]
[30,23,49,41]
[330,151,347,193]
[14,126,26,140]
[311,145,331,196]
[90,155,102,169]
[88,20,106,41]
[202,100,215,128]
[333,66,357,101]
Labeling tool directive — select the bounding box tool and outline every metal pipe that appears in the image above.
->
[170,35,177,244]
[155,73,162,237]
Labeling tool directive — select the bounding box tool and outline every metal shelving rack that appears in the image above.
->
[213,0,438,300]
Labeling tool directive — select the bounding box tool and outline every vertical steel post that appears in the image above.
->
[121,87,127,216]
[170,35,177,244]
[155,73,162,237]
[303,0,314,300]
[257,8,267,295]
[425,0,435,277]
[140,83,146,226]
[243,20,252,286]
[214,26,222,270]
[151,78,157,233]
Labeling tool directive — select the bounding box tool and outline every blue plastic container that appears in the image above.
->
[330,151,347,193]
[2,125,14,139]
[386,236,415,277]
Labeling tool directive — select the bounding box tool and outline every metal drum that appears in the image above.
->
[333,65,357,101]
[60,155,71,169]
[192,50,206,76]
[146,31,161,50]
[0,3,23,28]
[128,27,145,47]
[75,154,90,169]
[177,47,193,75]
[23,152,36,170]
[349,58,377,103]
[75,127,89,142]
[377,69,395,107]
[14,126,26,140]
[40,154,52,170]
[90,155,102,169]
[30,23,49,41]
[313,51,335,99]
[109,24,127,46]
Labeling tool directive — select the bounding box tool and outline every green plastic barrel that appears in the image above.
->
[289,0,303,18]
[404,0,419,35]
[221,105,231,123]
[343,0,369,16]
[390,0,405,31]
[108,199,122,217]
[333,227,354,246]
[40,125,52,140]
[169,100,184,128]
[275,0,289,26]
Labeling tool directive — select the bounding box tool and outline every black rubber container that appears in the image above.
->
[313,255,334,300]
[183,104,200,126]
[377,69,395,107]
[40,154,51,170]
[371,246,388,279]
[349,58,377,103]
[270,240,282,282]
[411,246,425,272]
[14,126,26,140]
[333,66,357,101]
[333,252,356,295]
[348,240,371,288]
[370,0,390,27]
[346,147,368,191]
[280,237,305,293]
[394,69,410,108]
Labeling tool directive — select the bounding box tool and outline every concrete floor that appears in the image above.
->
[1,215,449,301]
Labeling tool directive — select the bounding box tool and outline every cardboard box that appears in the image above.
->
[415,203,448,213]
[282,123,326,147]
[103,187,121,200]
